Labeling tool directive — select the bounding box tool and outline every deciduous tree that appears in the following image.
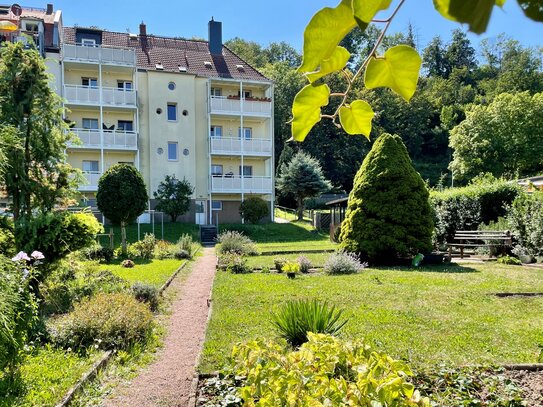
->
[153,175,194,222]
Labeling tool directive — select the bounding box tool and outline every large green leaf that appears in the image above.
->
[364,45,421,102]
[298,0,357,73]
[306,46,351,83]
[339,100,374,138]
[291,84,331,142]
[352,0,393,26]
[433,0,506,34]
[517,0,543,21]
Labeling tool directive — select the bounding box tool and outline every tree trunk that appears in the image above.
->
[121,221,127,255]
[297,197,304,221]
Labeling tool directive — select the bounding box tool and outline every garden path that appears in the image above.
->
[104,248,216,407]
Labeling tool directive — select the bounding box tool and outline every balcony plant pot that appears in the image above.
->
[287,272,296,279]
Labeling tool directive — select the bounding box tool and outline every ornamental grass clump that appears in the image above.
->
[297,255,312,273]
[270,299,348,347]
[216,231,258,256]
[324,251,365,275]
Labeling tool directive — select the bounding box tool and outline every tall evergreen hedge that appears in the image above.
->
[339,134,433,262]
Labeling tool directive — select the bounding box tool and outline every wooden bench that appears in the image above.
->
[447,230,512,260]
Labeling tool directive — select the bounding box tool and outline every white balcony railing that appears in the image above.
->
[64,85,137,107]
[63,43,137,66]
[210,137,272,156]
[68,128,138,150]
[210,96,272,117]
[211,175,273,193]
[80,171,101,191]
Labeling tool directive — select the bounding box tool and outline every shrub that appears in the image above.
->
[497,255,522,266]
[121,259,135,268]
[230,333,428,405]
[270,299,348,347]
[49,292,153,351]
[176,233,193,258]
[83,244,114,263]
[0,218,15,257]
[239,197,269,224]
[129,233,156,259]
[154,240,175,259]
[507,192,543,257]
[340,134,433,263]
[297,255,312,273]
[174,249,190,260]
[216,231,258,256]
[132,282,159,311]
[324,251,365,275]
[273,257,288,272]
[218,253,252,274]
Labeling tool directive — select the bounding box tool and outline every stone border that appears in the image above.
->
[503,363,543,371]
[55,350,113,407]
[158,247,201,295]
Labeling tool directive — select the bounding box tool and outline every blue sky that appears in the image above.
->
[34,1,543,52]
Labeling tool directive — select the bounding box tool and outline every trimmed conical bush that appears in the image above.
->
[339,133,433,263]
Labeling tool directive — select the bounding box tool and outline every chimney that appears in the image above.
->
[208,17,222,55]
[139,21,147,37]
[46,4,53,14]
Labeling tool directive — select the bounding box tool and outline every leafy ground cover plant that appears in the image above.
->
[121,259,135,268]
[129,233,156,260]
[273,257,288,272]
[230,333,428,406]
[49,292,153,351]
[324,251,365,275]
[270,299,347,347]
[497,255,522,266]
[216,231,258,256]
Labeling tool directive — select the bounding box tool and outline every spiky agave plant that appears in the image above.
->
[270,299,348,347]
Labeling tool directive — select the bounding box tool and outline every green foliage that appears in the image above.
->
[230,333,428,405]
[497,255,522,266]
[82,244,114,263]
[153,175,194,222]
[290,83,330,142]
[0,43,77,222]
[270,299,348,347]
[131,282,159,311]
[324,251,365,274]
[216,231,258,256]
[129,233,156,260]
[239,197,269,224]
[121,259,135,268]
[297,255,312,273]
[340,134,433,262]
[154,240,176,260]
[49,292,153,351]
[218,253,252,274]
[14,211,102,281]
[176,233,194,258]
[276,151,331,220]
[507,191,543,257]
[450,92,543,181]
[433,0,506,34]
[273,257,288,273]
[0,219,14,257]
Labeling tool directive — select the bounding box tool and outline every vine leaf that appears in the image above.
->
[306,46,351,83]
[298,0,356,73]
[352,0,393,27]
[517,0,543,21]
[291,84,331,142]
[433,0,505,34]
[339,100,374,138]
[364,45,422,102]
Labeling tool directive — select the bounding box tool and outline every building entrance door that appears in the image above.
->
[195,200,207,225]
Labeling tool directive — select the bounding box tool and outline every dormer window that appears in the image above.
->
[155,62,164,70]
[236,64,245,71]
[178,65,187,72]
[81,38,96,47]
[204,61,212,68]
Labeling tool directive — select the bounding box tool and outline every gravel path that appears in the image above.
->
[104,248,216,407]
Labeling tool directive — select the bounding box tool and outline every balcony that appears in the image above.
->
[210,137,272,156]
[68,128,138,150]
[64,85,137,108]
[210,96,272,117]
[80,171,101,192]
[63,43,137,66]
[211,175,273,194]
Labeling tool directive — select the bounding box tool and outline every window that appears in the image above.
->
[239,165,253,177]
[82,160,99,172]
[211,165,223,176]
[82,77,97,88]
[117,120,134,131]
[82,118,98,130]
[238,127,252,140]
[117,81,133,90]
[23,21,39,32]
[210,87,222,97]
[210,125,222,138]
[168,82,176,91]
[118,161,134,166]
[81,38,96,47]
[167,142,178,161]
[211,200,223,211]
[238,90,252,98]
[167,103,177,121]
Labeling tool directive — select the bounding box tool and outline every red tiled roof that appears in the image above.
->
[63,27,270,82]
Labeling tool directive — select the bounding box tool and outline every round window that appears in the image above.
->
[156,108,162,115]
[182,109,188,116]
[168,82,176,91]
[183,148,189,156]
[157,147,164,155]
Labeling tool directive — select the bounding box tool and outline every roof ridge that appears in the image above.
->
[67,26,209,44]
[222,44,268,80]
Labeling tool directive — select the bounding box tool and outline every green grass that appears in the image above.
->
[0,346,101,407]
[245,252,329,269]
[98,223,199,247]
[200,262,543,373]
[99,258,186,287]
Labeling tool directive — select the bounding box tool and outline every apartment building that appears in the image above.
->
[0,4,274,224]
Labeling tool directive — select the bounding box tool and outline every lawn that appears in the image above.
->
[200,262,543,373]
[99,222,200,246]
[99,258,189,287]
[244,252,329,269]
[0,347,102,407]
